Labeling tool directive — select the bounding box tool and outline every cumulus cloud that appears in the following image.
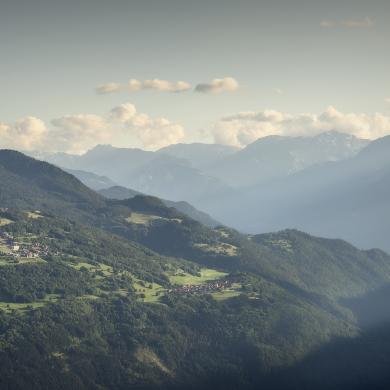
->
[52,104,184,151]
[51,114,111,153]
[213,106,390,147]
[127,116,184,150]
[195,77,239,94]
[96,78,191,94]
[0,103,185,153]
[0,117,48,151]
[110,103,137,122]
[321,17,374,28]
[109,102,185,149]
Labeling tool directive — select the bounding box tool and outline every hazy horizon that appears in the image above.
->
[11,128,379,157]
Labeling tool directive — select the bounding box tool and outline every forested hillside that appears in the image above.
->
[0,151,390,389]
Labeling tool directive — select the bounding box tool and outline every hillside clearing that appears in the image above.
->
[169,268,227,286]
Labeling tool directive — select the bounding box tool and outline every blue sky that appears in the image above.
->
[1,0,389,152]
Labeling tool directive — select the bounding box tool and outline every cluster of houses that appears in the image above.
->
[0,230,52,259]
[168,278,233,296]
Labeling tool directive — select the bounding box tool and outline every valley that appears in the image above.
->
[2,2,389,387]
[39,132,390,253]
[0,150,388,389]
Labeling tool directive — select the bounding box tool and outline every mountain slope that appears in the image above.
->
[99,185,220,227]
[40,145,231,208]
[1,150,389,301]
[214,135,390,252]
[0,210,364,389]
[158,142,240,169]
[124,154,232,205]
[42,144,156,184]
[1,150,390,388]
[99,185,142,199]
[0,150,105,216]
[64,168,118,190]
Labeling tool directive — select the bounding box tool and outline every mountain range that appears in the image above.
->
[1,149,390,388]
[206,130,369,188]
[30,130,390,252]
[213,135,390,251]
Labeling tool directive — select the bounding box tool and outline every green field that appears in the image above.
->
[132,277,165,303]
[0,256,46,266]
[0,293,60,313]
[70,261,113,277]
[0,218,13,226]
[212,283,242,301]
[69,262,164,303]
[193,242,238,256]
[130,267,235,303]
[70,261,238,303]
[169,268,228,286]
[0,245,9,254]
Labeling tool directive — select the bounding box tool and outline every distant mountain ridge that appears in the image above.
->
[99,185,220,227]
[158,142,240,169]
[27,131,390,252]
[36,144,232,206]
[211,135,390,252]
[64,168,117,190]
[206,130,369,187]
[31,130,368,212]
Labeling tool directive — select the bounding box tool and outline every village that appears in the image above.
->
[0,229,53,259]
[168,277,234,296]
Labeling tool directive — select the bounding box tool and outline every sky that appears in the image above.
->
[0,0,389,153]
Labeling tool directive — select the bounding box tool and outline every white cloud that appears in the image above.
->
[125,115,185,150]
[110,103,137,122]
[1,103,185,153]
[51,114,111,153]
[128,79,143,91]
[109,103,185,149]
[320,17,374,28]
[0,117,48,151]
[96,83,123,94]
[51,104,185,152]
[140,79,191,92]
[213,106,390,147]
[195,77,239,94]
[97,77,240,95]
[97,78,192,94]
